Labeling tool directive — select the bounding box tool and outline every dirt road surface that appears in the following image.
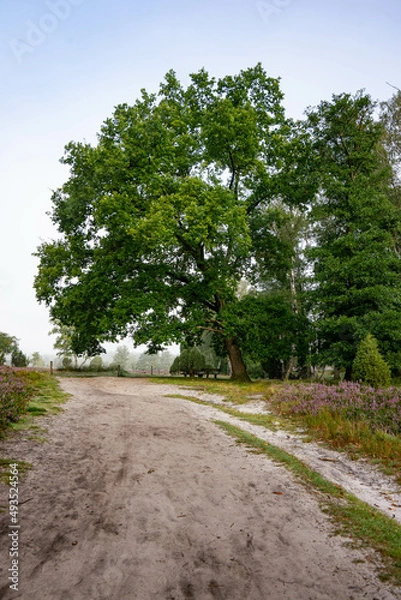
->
[0,377,400,600]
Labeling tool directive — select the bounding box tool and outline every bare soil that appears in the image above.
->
[0,377,400,600]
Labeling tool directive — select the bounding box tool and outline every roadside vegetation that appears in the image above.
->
[0,368,67,436]
[0,366,32,434]
[270,382,401,482]
[0,368,68,484]
[157,376,401,483]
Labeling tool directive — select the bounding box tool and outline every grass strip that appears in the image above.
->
[165,393,290,432]
[156,376,269,405]
[215,420,401,585]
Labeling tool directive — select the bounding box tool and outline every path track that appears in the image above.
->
[173,387,401,524]
[0,377,399,599]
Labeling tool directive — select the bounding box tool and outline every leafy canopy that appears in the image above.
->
[34,65,309,380]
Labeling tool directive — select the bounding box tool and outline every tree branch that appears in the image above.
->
[197,326,224,336]
[386,81,401,93]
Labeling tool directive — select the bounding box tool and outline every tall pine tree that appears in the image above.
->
[307,91,401,377]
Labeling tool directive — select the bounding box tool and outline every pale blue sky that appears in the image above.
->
[1,0,400,354]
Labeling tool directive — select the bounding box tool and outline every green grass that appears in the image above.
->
[165,393,210,404]
[215,407,284,431]
[165,393,284,432]
[26,435,48,443]
[155,376,270,405]
[55,369,120,378]
[216,421,401,585]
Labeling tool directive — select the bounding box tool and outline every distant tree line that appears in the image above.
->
[0,332,30,367]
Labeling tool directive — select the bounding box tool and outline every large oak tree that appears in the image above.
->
[34,65,309,380]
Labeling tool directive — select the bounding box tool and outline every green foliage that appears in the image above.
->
[0,333,29,368]
[0,332,18,365]
[244,358,265,379]
[62,356,72,369]
[307,91,401,375]
[380,89,401,195]
[33,70,401,380]
[177,347,206,376]
[223,292,310,379]
[34,65,313,381]
[11,349,29,367]
[135,350,174,372]
[170,332,226,376]
[111,345,131,370]
[169,356,180,375]
[50,319,93,368]
[250,202,311,293]
[352,334,391,388]
[197,331,227,373]
[2,371,68,436]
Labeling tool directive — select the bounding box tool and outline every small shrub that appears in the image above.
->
[353,334,391,388]
[177,348,206,376]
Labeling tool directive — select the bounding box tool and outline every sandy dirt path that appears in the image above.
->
[0,377,400,600]
[171,388,401,524]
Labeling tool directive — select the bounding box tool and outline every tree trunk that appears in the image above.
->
[344,365,353,381]
[225,338,250,382]
[284,355,296,380]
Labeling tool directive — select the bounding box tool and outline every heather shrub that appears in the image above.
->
[352,334,391,388]
[272,381,401,436]
[0,367,31,434]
